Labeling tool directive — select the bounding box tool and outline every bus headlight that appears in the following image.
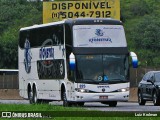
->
[75,88,89,93]
[117,88,129,92]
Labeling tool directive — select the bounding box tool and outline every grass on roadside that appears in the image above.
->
[0,103,84,111]
[0,104,159,120]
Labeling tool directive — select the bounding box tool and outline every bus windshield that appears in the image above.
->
[76,55,129,83]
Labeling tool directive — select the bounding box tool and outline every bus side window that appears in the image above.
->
[19,30,28,49]
[65,24,72,46]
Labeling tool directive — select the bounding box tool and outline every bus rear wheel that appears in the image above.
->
[28,90,33,104]
[33,87,38,104]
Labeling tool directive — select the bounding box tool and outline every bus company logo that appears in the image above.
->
[89,29,112,44]
[39,39,54,68]
[24,39,32,73]
[102,88,105,92]
[95,29,104,36]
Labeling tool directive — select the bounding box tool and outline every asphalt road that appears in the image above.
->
[0,100,160,111]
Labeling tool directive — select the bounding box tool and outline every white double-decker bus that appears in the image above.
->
[19,18,138,107]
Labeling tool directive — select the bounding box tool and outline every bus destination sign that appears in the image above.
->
[43,0,120,23]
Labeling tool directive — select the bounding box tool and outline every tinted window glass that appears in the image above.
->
[19,30,28,48]
[65,24,72,46]
[155,72,160,82]
[65,24,72,59]
[38,25,64,47]
[76,54,129,83]
[143,72,151,81]
[19,24,64,48]
[37,59,65,79]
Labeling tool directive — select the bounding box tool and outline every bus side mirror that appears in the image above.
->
[130,52,138,68]
[69,53,76,70]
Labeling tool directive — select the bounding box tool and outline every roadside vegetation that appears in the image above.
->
[0,0,42,68]
[0,0,160,68]
[121,0,160,67]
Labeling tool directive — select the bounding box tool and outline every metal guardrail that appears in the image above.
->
[0,75,18,89]
[0,70,18,89]
[130,67,160,87]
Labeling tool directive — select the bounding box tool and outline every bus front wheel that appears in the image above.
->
[77,102,85,107]
[109,101,117,107]
[62,91,71,107]
[101,101,117,107]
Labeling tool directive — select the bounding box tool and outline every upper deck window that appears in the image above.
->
[19,25,64,48]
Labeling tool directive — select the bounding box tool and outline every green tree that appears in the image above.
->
[0,0,42,68]
[131,16,160,67]
[130,0,151,16]
[132,16,160,50]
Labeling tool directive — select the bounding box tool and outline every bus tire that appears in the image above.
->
[28,90,33,104]
[33,87,38,104]
[62,91,71,107]
[77,102,85,107]
[109,101,117,107]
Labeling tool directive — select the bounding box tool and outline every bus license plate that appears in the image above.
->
[99,96,108,99]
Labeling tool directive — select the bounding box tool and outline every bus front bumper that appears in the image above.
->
[73,91,129,102]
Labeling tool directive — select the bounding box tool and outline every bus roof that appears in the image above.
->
[20,20,65,31]
[65,18,122,25]
[20,18,122,31]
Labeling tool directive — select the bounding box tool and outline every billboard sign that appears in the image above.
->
[43,0,120,23]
